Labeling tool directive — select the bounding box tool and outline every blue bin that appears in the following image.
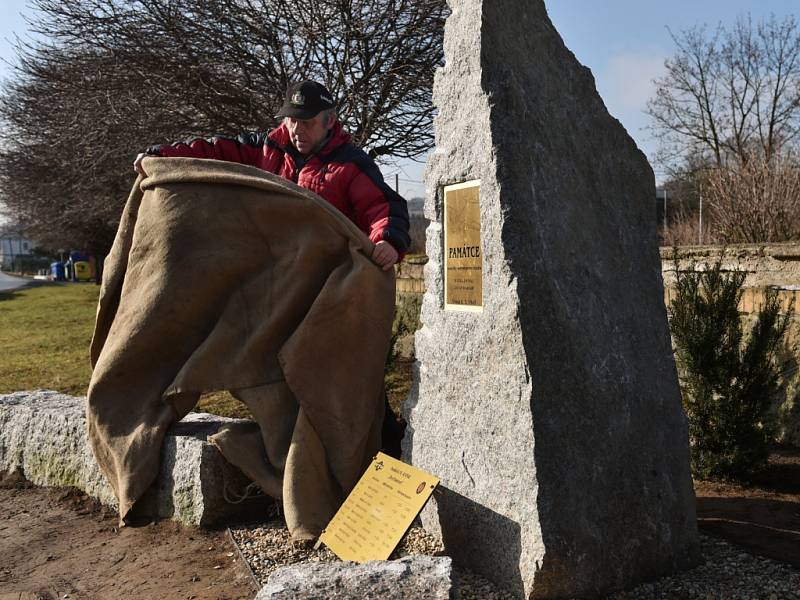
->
[51,262,65,281]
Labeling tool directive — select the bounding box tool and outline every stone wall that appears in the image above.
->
[661,244,800,313]
[395,255,427,297]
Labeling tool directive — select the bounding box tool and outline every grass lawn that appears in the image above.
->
[0,281,408,420]
[0,281,248,417]
[0,282,98,396]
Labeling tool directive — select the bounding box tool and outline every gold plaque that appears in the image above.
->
[319,452,439,563]
[444,180,482,311]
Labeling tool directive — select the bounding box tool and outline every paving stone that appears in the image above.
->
[256,556,453,600]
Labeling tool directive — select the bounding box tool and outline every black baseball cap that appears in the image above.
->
[276,80,336,119]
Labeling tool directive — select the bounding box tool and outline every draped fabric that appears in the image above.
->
[87,157,394,539]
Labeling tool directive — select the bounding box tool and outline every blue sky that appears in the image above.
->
[0,2,29,77]
[392,0,799,195]
[0,1,798,197]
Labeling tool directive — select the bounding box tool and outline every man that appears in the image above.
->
[134,80,410,269]
[134,79,407,460]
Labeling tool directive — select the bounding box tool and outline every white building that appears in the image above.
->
[0,230,35,270]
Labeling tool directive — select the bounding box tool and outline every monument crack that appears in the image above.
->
[460,450,475,488]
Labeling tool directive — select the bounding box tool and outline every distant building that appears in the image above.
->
[0,228,35,271]
[655,186,668,229]
[407,196,425,216]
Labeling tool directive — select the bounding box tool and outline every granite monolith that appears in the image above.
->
[403,1,699,598]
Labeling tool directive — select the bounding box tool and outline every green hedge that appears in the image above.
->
[668,254,795,481]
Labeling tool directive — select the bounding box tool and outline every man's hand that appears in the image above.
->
[371,241,399,271]
[133,152,147,176]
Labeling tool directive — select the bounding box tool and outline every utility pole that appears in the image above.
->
[698,194,703,245]
[663,188,668,232]
[395,174,399,194]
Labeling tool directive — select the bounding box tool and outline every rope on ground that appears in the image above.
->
[223,480,263,505]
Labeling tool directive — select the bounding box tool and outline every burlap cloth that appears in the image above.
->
[87,157,394,539]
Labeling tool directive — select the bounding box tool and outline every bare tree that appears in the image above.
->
[648,14,800,172]
[0,0,446,262]
[702,156,800,243]
[24,0,445,158]
[0,51,128,259]
[650,14,800,245]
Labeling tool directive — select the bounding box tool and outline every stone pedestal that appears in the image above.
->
[0,391,268,526]
[403,1,699,597]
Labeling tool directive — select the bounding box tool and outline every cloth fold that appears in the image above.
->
[87,157,394,537]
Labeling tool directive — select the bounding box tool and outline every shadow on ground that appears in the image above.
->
[695,446,800,568]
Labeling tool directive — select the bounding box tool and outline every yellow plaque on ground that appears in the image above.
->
[319,452,439,563]
[444,180,482,311]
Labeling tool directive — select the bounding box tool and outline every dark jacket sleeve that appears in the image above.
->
[339,148,411,256]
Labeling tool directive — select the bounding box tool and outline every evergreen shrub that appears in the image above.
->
[668,254,794,481]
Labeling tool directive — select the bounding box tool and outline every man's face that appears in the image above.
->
[285,112,331,156]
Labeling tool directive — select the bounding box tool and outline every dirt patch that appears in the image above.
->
[2,448,798,599]
[694,446,800,568]
[0,473,257,600]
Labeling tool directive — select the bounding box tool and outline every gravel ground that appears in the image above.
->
[609,535,800,600]
[230,523,799,599]
[229,521,445,585]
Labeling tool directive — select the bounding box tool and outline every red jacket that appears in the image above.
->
[146,122,410,254]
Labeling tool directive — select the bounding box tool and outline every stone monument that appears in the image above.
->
[403,1,699,598]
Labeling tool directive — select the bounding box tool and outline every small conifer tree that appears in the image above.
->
[668,254,794,480]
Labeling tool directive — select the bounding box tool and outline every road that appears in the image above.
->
[0,270,31,291]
